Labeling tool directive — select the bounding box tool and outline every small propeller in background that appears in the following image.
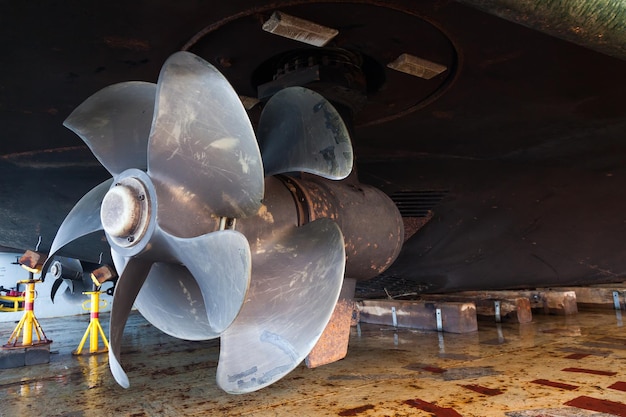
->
[48,257,85,303]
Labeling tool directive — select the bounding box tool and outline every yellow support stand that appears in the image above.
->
[73,291,109,355]
[0,293,25,312]
[3,280,51,348]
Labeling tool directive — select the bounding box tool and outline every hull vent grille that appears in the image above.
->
[390,190,448,217]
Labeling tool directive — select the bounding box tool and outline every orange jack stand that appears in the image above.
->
[73,291,109,355]
[3,280,51,348]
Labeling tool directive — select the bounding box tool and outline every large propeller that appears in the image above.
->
[46,51,354,393]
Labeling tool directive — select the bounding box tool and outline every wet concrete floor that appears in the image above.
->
[1,308,626,416]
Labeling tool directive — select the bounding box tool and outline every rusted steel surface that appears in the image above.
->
[306,279,357,368]
[305,298,354,368]
[402,214,433,242]
[292,175,404,280]
[237,175,403,282]
[235,176,299,251]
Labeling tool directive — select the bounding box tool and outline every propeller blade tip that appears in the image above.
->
[108,350,130,389]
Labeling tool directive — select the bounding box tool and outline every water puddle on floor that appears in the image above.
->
[0,308,625,416]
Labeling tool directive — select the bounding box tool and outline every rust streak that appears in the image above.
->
[562,367,617,376]
[422,366,447,374]
[531,379,579,391]
[338,404,375,416]
[404,399,462,417]
[103,35,150,51]
[460,384,504,396]
[564,353,590,360]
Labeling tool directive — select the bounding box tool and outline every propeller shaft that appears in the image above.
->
[238,174,404,280]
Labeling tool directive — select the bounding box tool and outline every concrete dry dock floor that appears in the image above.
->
[1,310,626,416]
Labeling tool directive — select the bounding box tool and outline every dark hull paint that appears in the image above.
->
[364,156,626,292]
[2,0,626,291]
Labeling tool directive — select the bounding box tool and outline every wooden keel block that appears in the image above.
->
[420,294,533,324]
[357,299,478,333]
[541,284,626,309]
[531,290,578,315]
[450,289,578,316]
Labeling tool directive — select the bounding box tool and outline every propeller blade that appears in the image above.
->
[110,249,127,276]
[148,51,263,237]
[42,179,113,276]
[50,278,64,303]
[60,280,88,303]
[63,81,156,176]
[108,257,152,388]
[164,229,251,334]
[134,262,213,340]
[258,87,353,180]
[216,218,345,394]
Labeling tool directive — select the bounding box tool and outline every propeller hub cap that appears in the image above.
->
[49,260,62,279]
[101,177,151,247]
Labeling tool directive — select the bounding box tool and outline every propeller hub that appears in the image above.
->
[49,260,62,279]
[101,177,151,247]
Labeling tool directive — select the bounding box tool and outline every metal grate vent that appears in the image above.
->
[390,190,449,217]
